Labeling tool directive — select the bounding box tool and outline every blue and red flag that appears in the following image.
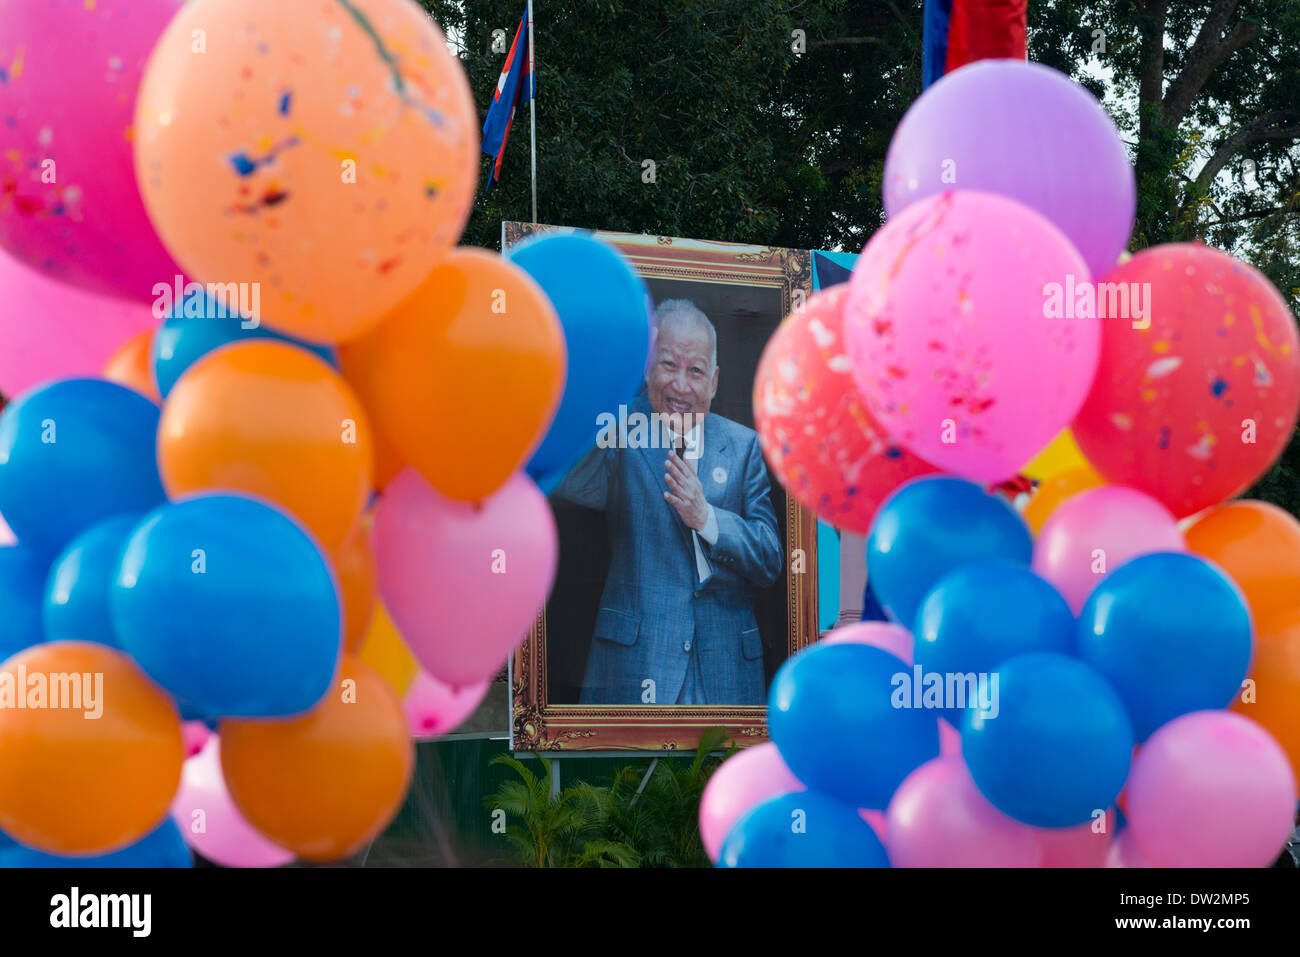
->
[923,0,1027,90]
[481,6,534,193]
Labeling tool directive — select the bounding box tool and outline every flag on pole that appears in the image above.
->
[922,0,1027,90]
[481,6,534,193]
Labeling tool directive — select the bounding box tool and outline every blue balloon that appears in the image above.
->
[0,543,47,659]
[0,379,165,560]
[0,819,192,868]
[1077,552,1252,740]
[718,791,890,868]
[867,476,1031,626]
[42,514,142,649]
[152,302,337,398]
[768,643,938,809]
[914,561,1074,722]
[963,653,1133,827]
[110,494,340,718]
[508,234,651,480]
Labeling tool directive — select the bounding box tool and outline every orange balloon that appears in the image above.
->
[347,248,565,501]
[1185,500,1300,628]
[158,340,373,550]
[103,330,160,402]
[357,602,418,697]
[133,0,479,343]
[1023,466,1104,533]
[333,518,378,653]
[0,642,183,855]
[338,344,407,493]
[220,655,413,861]
[1234,609,1300,784]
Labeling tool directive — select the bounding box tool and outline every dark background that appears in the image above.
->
[545,278,790,704]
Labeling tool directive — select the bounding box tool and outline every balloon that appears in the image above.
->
[333,520,378,653]
[0,819,191,869]
[698,742,805,863]
[884,60,1134,278]
[111,494,341,718]
[507,234,651,483]
[0,0,182,301]
[718,791,889,868]
[1073,244,1300,518]
[133,0,478,343]
[346,248,566,502]
[182,721,212,759]
[1234,609,1300,785]
[867,476,1032,626]
[151,305,337,399]
[1126,711,1296,868]
[404,670,489,741]
[0,544,46,659]
[170,737,294,869]
[103,330,160,402]
[373,468,557,687]
[157,341,372,550]
[1106,828,1154,869]
[1035,811,1115,868]
[845,191,1099,483]
[768,643,938,810]
[821,620,914,666]
[1023,430,1089,483]
[962,653,1133,828]
[1077,552,1253,740]
[0,378,165,559]
[753,285,937,533]
[1033,486,1186,613]
[357,602,418,698]
[938,718,962,757]
[886,756,1043,867]
[0,641,183,854]
[42,514,142,649]
[1022,465,1104,534]
[220,655,413,862]
[1185,501,1300,628]
[337,347,407,493]
[913,561,1074,722]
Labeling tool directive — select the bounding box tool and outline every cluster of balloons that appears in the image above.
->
[733,58,1300,867]
[0,0,651,867]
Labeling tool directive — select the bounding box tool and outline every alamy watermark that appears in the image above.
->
[151,275,261,329]
[1043,275,1151,330]
[891,664,999,719]
[595,404,703,460]
[0,666,103,719]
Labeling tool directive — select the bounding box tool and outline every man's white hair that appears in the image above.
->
[653,298,717,367]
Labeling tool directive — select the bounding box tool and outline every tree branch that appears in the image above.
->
[1161,1,1258,129]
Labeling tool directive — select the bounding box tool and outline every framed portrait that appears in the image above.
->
[504,222,819,752]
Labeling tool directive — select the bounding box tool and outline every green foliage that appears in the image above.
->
[483,728,736,867]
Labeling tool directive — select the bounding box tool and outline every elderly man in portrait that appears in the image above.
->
[553,299,783,706]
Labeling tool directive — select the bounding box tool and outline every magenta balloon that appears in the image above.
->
[821,621,914,665]
[938,717,962,757]
[404,670,489,740]
[1035,809,1115,867]
[886,756,1043,867]
[372,468,557,687]
[1105,829,1154,869]
[170,737,294,868]
[846,190,1099,483]
[884,60,1135,279]
[698,742,805,863]
[1032,485,1186,613]
[1126,711,1296,868]
[182,720,212,759]
[0,251,158,396]
[0,0,183,302]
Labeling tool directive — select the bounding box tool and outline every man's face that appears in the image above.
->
[646,320,719,435]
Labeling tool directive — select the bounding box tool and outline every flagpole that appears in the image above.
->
[527,0,537,224]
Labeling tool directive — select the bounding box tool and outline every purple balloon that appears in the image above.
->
[884,60,1134,279]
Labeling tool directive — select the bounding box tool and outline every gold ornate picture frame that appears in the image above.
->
[504,222,818,752]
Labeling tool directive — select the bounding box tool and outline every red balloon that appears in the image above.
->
[754,285,936,533]
[1073,244,1300,517]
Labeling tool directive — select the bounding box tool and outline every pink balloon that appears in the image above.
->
[182,720,212,759]
[886,755,1043,867]
[1033,485,1185,613]
[0,252,159,397]
[0,0,183,302]
[1126,710,1297,867]
[372,468,557,687]
[1106,829,1154,869]
[404,670,489,740]
[859,808,888,844]
[170,737,294,868]
[1034,809,1115,867]
[0,510,14,547]
[699,743,805,863]
[938,718,962,757]
[845,190,1099,484]
[821,621,913,665]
